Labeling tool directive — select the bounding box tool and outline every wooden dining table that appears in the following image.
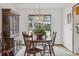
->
[27,37,52,56]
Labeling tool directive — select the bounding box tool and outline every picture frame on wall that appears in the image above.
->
[67,13,72,24]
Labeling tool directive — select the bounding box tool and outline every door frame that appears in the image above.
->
[72,3,79,53]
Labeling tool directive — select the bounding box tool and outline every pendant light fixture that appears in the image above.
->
[36,3,43,23]
[38,3,40,23]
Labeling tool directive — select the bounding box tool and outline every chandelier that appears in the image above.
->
[36,3,43,23]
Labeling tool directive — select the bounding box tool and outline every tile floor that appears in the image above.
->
[16,46,75,56]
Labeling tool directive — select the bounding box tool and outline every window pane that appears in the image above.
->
[28,15,51,35]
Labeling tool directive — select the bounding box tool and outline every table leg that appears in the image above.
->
[48,42,52,56]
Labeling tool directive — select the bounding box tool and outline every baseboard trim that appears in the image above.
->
[58,45,79,56]
[62,45,75,54]
[75,53,79,56]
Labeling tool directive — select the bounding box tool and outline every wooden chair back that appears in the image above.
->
[52,32,57,46]
[22,32,33,50]
[22,32,28,45]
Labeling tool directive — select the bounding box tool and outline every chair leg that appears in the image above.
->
[33,53,36,56]
[43,44,47,56]
[24,49,27,56]
[43,51,45,56]
[52,47,55,56]
[48,43,52,56]
[40,51,43,56]
[43,47,46,56]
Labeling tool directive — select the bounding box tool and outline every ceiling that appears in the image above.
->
[0,3,76,9]
[12,3,75,9]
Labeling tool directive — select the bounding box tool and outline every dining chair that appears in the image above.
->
[22,32,42,56]
[43,31,57,56]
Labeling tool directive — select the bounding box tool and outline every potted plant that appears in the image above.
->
[32,23,46,40]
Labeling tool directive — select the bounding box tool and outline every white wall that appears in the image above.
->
[18,10,28,33]
[16,8,63,44]
[63,4,76,52]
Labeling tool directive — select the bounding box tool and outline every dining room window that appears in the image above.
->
[28,15,51,37]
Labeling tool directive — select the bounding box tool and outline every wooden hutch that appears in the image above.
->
[2,9,20,56]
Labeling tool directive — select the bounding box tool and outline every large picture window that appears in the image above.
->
[28,15,51,36]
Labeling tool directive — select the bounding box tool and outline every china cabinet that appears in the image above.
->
[2,9,20,56]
